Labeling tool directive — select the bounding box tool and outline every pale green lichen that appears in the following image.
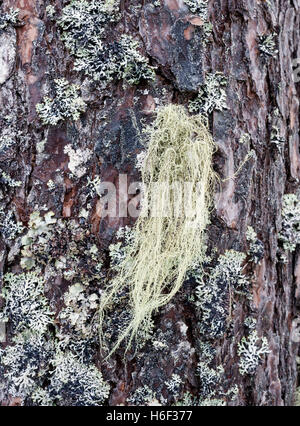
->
[21,211,57,270]
[0,133,15,152]
[197,362,224,397]
[196,360,238,405]
[47,179,55,190]
[87,175,102,197]
[36,78,86,126]
[202,21,213,44]
[174,392,198,406]
[58,0,120,54]
[0,209,109,405]
[108,226,135,272]
[99,105,216,356]
[244,317,257,330]
[31,387,54,406]
[64,144,93,178]
[0,263,109,405]
[0,329,110,405]
[74,34,156,85]
[59,283,99,337]
[198,341,215,364]
[183,0,212,44]
[20,211,103,283]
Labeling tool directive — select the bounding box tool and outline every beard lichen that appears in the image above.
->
[99,104,217,356]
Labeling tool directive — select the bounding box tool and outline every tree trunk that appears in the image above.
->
[0,0,299,407]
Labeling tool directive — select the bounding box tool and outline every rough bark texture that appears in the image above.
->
[0,0,300,407]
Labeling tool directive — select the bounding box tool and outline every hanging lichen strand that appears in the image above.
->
[99,104,217,356]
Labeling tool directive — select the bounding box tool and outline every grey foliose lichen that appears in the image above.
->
[64,144,93,179]
[279,194,300,252]
[197,360,238,405]
[127,385,158,406]
[183,0,208,19]
[165,374,183,398]
[0,271,53,334]
[58,0,120,53]
[188,72,227,114]
[75,35,156,85]
[36,78,86,126]
[45,5,56,19]
[246,226,264,264]
[49,351,110,406]
[269,109,285,149]
[0,171,21,188]
[0,331,109,405]
[0,207,24,242]
[0,115,25,154]
[58,283,99,337]
[194,250,249,338]
[58,0,155,85]
[109,226,136,272]
[0,268,109,405]
[238,330,270,376]
[258,33,278,59]
[0,7,19,31]
[0,331,55,400]
[0,132,15,152]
